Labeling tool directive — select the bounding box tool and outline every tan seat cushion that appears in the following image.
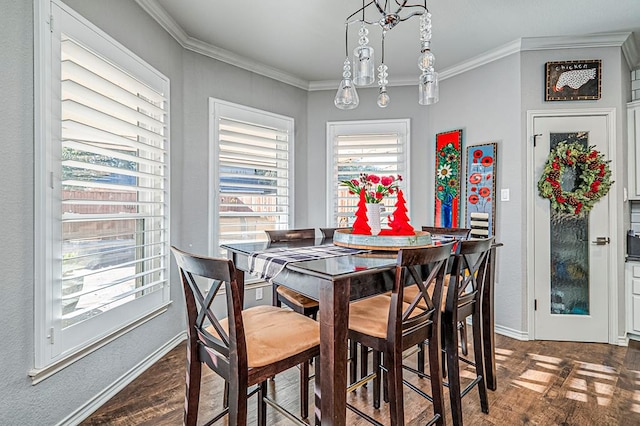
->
[207,305,320,368]
[277,286,319,309]
[349,295,424,339]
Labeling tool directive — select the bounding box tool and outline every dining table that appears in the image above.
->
[221,237,501,425]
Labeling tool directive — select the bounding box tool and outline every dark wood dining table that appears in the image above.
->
[221,238,501,425]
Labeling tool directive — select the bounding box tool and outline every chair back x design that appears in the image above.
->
[443,237,494,426]
[348,242,455,426]
[171,246,320,426]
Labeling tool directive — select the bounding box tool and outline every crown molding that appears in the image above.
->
[520,32,638,69]
[309,39,522,91]
[182,37,310,90]
[135,1,638,90]
[135,0,189,43]
[437,39,523,82]
[520,32,632,52]
[135,0,310,90]
[622,35,640,70]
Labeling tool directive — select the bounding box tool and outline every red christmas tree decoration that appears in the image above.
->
[351,188,372,235]
[380,190,415,236]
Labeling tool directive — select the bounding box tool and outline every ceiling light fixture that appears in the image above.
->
[334,0,438,110]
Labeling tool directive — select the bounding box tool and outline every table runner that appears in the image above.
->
[248,244,368,282]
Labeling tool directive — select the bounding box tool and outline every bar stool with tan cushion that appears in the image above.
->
[442,237,494,425]
[171,247,320,426]
[347,243,454,426]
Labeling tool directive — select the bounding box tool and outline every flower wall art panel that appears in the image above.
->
[434,129,463,228]
[465,142,497,238]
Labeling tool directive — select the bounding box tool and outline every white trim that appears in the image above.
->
[208,98,295,257]
[34,0,53,371]
[35,0,172,368]
[325,119,411,227]
[308,33,636,91]
[134,0,638,91]
[494,324,530,341]
[437,39,523,83]
[134,0,309,90]
[526,108,619,345]
[309,39,521,91]
[56,332,187,426]
[29,303,171,384]
[520,32,633,53]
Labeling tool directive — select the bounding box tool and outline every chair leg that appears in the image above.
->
[228,376,249,426]
[258,381,267,426]
[417,342,425,374]
[373,349,382,409]
[459,321,468,356]
[385,348,404,426]
[360,344,369,387]
[472,315,489,414]
[314,355,321,426]
[441,345,447,379]
[349,340,357,388]
[428,334,446,426]
[223,381,229,408]
[300,361,310,419]
[184,343,202,426]
[383,352,389,404]
[445,320,464,426]
[272,284,281,308]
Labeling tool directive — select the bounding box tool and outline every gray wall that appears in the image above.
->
[306,85,431,228]
[307,54,524,332]
[0,0,632,422]
[520,46,628,337]
[428,54,524,333]
[0,1,186,424]
[180,50,308,255]
[0,0,305,423]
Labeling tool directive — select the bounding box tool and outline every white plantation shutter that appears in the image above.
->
[327,120,410,227]
[211,100,293,257]
[35,1,170,368]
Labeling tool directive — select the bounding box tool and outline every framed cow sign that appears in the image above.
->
[545,60,601,101]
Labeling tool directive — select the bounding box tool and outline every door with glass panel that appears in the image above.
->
[533,114,610,342]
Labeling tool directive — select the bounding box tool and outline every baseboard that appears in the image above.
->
[57,332,187,426]
[463,318,530,341]
[494,324,530,341]
[618,335,629,346]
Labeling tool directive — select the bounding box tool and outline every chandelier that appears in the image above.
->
[334,0,438,110]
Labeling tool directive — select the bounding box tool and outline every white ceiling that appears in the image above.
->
[139,0,640,88]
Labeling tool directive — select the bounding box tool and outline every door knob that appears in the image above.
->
[592,237,610,245]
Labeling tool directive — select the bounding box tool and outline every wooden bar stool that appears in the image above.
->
[442,237,494,425]
[347,243,454,426]
[171,247,320,425]
[265,228,319,320]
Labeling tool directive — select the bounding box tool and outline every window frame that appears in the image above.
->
[33,0,171,380]
[326,119,411,227]
[208,98,295,258]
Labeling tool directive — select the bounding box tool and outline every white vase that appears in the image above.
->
[366,203,382,236]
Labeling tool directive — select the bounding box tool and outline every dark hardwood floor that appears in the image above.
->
[82,334,640,425]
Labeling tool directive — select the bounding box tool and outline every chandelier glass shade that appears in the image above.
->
[334,0,438,110]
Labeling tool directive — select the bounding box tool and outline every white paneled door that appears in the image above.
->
[533,114,610,342]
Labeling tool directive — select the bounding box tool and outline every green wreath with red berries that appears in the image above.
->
[537,141,613,216]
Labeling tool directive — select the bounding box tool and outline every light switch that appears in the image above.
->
[500,188,510,201]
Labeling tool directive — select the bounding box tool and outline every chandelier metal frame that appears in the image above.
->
[334,0,439,110]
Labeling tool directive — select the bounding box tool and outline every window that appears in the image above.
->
[326,119,410,227]
[210,99,294,257]
[34,1,170,373]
